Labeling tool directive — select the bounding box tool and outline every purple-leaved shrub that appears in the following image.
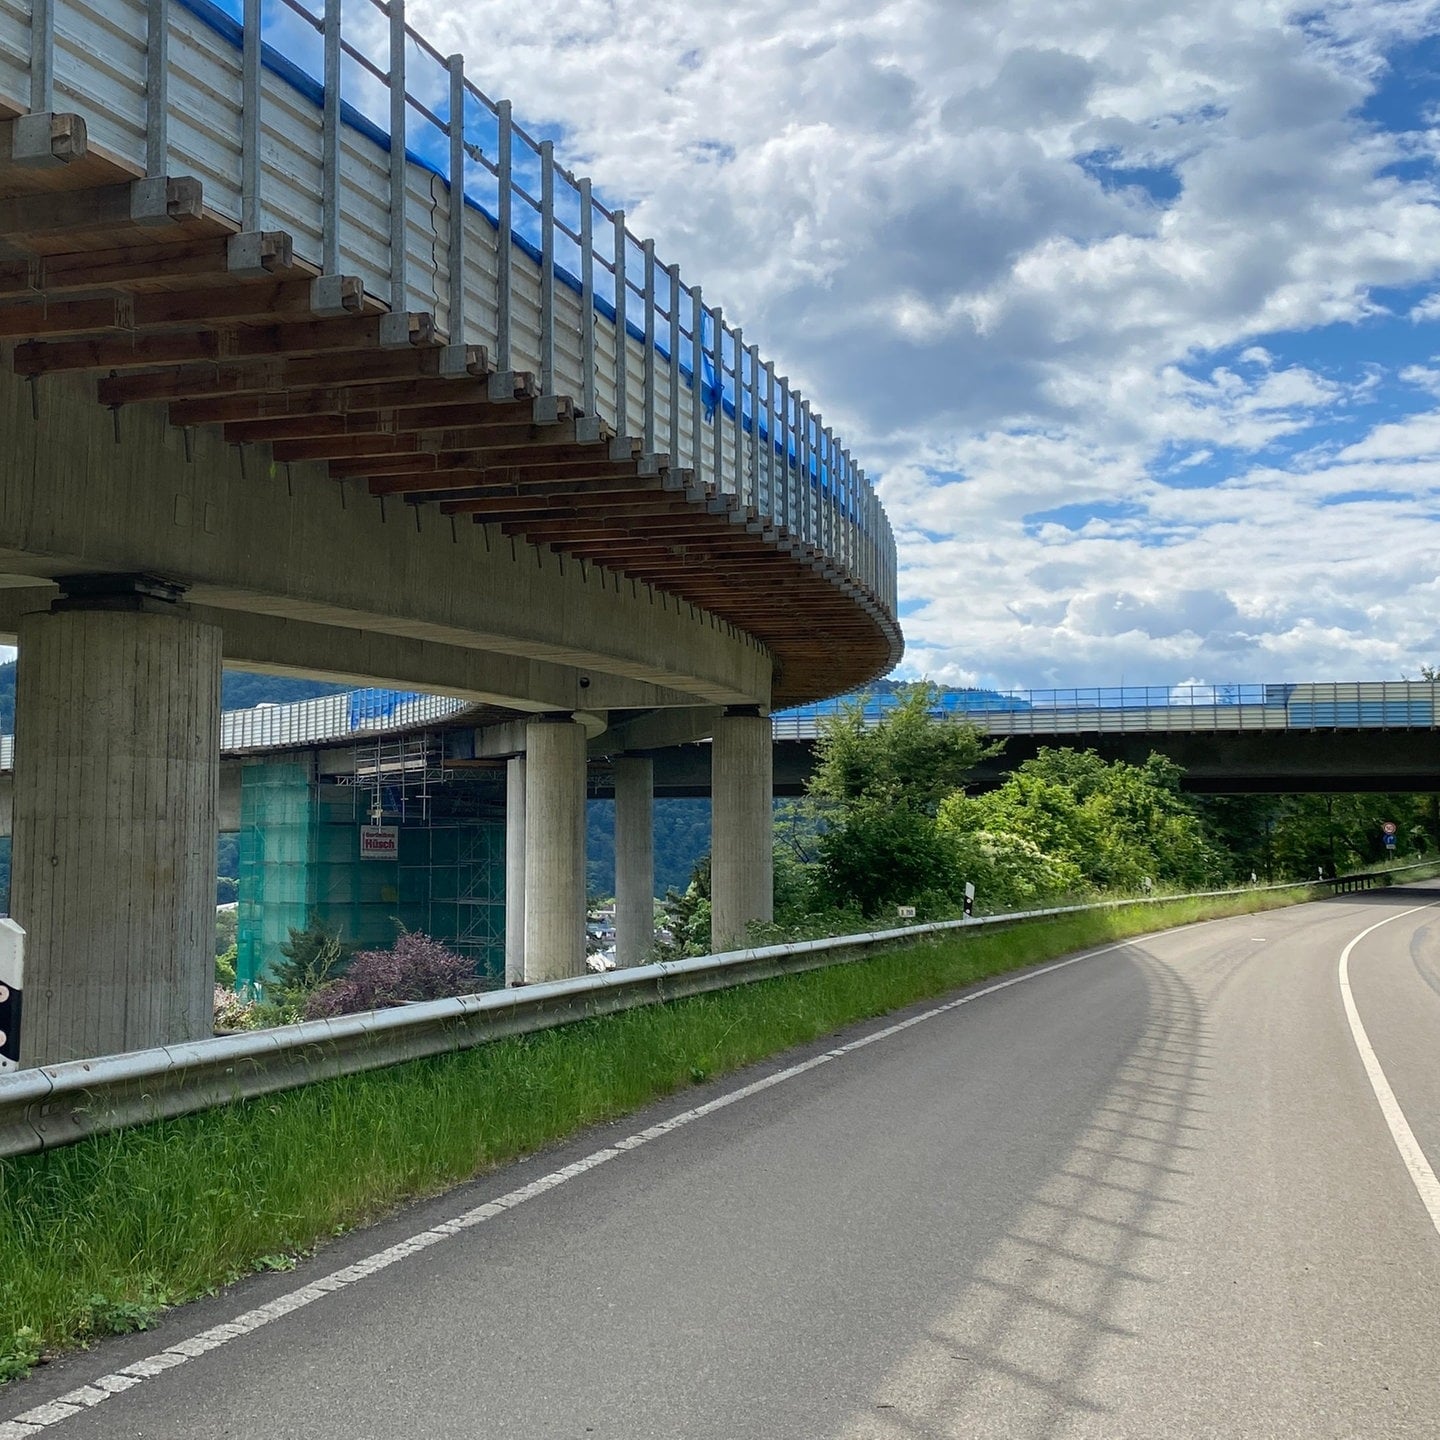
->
[303,931,477,1019]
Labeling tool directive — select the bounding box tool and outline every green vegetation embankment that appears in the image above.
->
[3,874,1407,1384]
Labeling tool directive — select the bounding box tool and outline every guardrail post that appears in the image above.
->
[0,920,22,1074]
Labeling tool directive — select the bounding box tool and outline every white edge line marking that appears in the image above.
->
[1337,900,1440,1241]
[1,925,1222,1434]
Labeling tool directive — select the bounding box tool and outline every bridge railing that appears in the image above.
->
[771,680,1440,739]
[220,689,472,752]
[0,0,896,615]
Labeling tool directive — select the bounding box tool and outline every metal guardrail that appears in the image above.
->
[4,863,1433,1157]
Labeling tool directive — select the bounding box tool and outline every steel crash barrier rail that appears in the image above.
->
[0,862,1435,1157]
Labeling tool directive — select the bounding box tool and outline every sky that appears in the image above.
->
[403,0,1440,694]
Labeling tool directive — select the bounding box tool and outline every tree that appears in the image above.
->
[656,854,712,959]
[809,683,1003,813]
[271,918,354,1008]
[944,747,1224,893]
[806,685,1003,916]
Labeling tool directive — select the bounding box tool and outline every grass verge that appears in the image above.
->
[0,880,1397,1382]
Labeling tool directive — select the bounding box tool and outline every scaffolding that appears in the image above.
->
[237,737,507,989]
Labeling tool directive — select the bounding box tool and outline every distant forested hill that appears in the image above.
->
[218,673,347,710]
[0,660,345,730]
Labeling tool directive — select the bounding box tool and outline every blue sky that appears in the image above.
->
[406,1,1440,688]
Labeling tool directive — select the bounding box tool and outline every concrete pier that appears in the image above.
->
[522,717,587,982]
[711,708,774,952]
[11,592,221,1065]
[505,753,527,985]
[613,757,655,967]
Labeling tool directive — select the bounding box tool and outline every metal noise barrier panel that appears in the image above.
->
[0,864,1434,1156]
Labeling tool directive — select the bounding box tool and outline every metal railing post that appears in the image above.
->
[387,0,408,315]
[321,0,341,275]
[146,0,169,177]
[710,307,725,492]
[30,0,54,112]
[445,54,466,349]
[667,263,681,462]
[612,211,627,434]
[690,284,704,470]
[241,0,262,231]
[579,179,596,416]
[539,139,555,394]
[747,343,760,515]
[642,238,656,452]
[496,99,513,371]
[732,326,746,508]
[777,375,791,534]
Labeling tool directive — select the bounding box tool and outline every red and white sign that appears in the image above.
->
[1381,821,1398,836]
[360,825,399,859]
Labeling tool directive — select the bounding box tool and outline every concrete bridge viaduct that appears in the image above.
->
[0,0,901,1065]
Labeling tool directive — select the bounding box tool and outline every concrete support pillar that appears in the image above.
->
[505,753,526,985]
[522,717,587,982]
[613,756,654,967]
[12,592,221,1065]
[711,707,773,953]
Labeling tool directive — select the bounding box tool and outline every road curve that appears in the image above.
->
[7,887,1440,1438]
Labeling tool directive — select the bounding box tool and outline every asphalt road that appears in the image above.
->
[7,887,1440,1438]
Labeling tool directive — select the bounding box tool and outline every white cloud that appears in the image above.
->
[409,0,1440,687]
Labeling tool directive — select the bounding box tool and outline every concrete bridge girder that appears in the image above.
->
[0,365,774,716]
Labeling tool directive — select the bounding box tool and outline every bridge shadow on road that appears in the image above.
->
[834,947,1216,1440]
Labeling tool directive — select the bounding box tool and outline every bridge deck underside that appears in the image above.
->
[0,109,897,707]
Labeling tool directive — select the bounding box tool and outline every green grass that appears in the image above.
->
[0,879,1397,1382]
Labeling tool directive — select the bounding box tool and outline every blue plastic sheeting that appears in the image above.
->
[348,689,425,728]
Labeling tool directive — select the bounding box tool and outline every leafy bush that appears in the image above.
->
[213,984,261,1031]
[0,1327,40,1384]
[303,931,477,1019]
[214,943,237,988]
